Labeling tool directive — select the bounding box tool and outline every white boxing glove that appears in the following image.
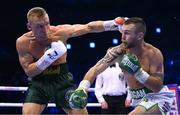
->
[51,40,67,55]
[36,40,67,71]
[103,17,129,31]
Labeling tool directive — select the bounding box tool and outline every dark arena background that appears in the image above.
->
[0,0,180,114]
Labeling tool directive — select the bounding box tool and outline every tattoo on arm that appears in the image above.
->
[98,46,123,64]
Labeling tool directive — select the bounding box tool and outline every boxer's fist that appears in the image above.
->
[68,89,88,109]
[50,40,67,56]
[119,53,150,84]
[103,17,128,31]
[119,53,141,74]
[36,40,67,71]
[114,17,127,25]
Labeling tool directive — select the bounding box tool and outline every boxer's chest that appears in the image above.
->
[29,41,47,59]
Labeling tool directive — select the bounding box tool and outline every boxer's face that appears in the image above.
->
[28,15,50,41]
[121,24,139,48]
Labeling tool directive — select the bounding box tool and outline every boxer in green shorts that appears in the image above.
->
[16,6,128,114]
[25,63,76,109]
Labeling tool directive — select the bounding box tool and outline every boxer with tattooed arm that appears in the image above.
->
[73,17,174,114]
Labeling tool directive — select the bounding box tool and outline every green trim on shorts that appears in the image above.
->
[138,104,148,111]
[138,103,158,111]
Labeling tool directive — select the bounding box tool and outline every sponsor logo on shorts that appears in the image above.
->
[129,88,147,99]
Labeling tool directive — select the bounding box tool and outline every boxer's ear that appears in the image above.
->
[137,32,144,40]
[27,23,31,30]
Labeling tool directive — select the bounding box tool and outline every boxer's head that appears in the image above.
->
[27,7,50,41]
[121,17,146,48]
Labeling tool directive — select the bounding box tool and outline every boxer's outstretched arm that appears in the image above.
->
[56,17,127,40]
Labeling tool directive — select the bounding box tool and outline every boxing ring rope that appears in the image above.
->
[0,86,95,92]
[0,86,100,107]
[0,103,100,107]
[1,86,180,108]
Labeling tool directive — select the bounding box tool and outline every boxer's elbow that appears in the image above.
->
[145,77,164,92]
[153,86,164,93]
[151,80,164,92]
[25,69,37,78]
[24,70,34,77]
[24,65,41,78]
[156,78,164,91]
